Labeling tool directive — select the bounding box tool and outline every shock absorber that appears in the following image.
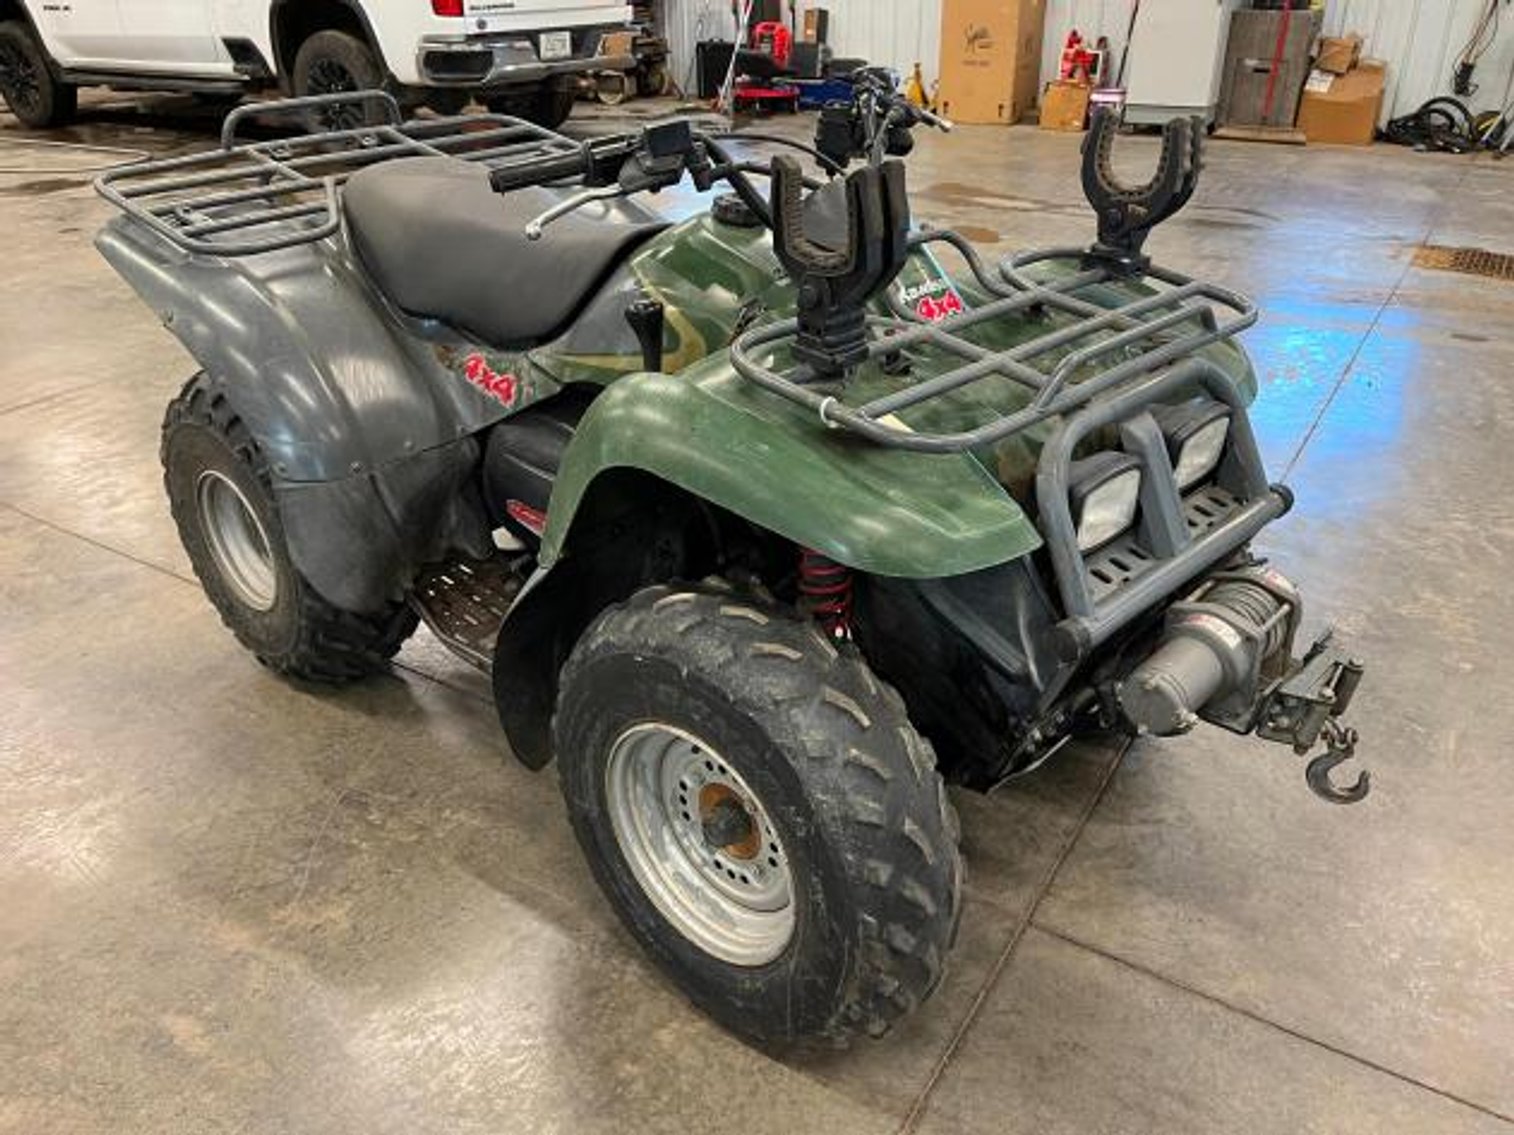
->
[798,548,853,639]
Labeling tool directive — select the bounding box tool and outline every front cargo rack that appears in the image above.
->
[729,229,1259,455]
[94,92,583,257]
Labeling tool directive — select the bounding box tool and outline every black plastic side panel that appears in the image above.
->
[857,561,1063,786]
[277,437,490,612]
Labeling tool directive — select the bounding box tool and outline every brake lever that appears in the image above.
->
[916,106,955,133]
[524,184,628,241]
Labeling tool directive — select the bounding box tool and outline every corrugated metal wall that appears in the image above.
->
[1318,0,1514,120]
[660,0,1514,124]
[1041,0,1514,122]
[660,0,943,96]
[796,0,943,77]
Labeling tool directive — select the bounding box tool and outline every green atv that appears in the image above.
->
[94,83,1368,1046]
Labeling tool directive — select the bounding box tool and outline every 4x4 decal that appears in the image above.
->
[462,352,521,407]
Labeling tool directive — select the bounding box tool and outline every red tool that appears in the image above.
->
[1060,29,1099,82]
[732,15,800,114]
[751,21,793,69]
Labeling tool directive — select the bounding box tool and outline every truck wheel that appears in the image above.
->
[161,374,417,681]
[554,585,964,1045]
[486,84,577,130]
[291,30,386,130]
[0,20,76,129]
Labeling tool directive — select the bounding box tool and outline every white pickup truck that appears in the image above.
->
[0,0,633,129]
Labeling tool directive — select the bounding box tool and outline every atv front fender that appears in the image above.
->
[540,367,1041,578]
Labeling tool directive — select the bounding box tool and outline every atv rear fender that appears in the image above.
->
[96,219,516,611]
[96,218,479,482]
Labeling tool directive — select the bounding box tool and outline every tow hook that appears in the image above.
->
[1304,719,1369,805]
[1258,632,1370,805]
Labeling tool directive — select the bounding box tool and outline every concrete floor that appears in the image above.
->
[2,92,1513,1134]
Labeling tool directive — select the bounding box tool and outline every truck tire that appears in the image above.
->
[486,84,577,129]
[161,374,417,682]
[554,584,964,1045]
[291,29,387,130]
[0,20,75,129]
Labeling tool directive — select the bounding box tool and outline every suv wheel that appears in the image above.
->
[555,584,964,1045]
[486,84,577,130]
[291,30,387,130]
[0,20,76,128]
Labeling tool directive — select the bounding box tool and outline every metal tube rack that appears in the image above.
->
[95,92,584,257]
[729,229,1259,454]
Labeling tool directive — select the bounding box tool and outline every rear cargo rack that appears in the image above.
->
[94,92,583,256]
[729,229,1259,454]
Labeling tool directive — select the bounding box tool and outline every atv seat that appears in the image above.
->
[344,157,668,347]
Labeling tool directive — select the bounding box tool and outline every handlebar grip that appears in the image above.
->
[489,148,590,194]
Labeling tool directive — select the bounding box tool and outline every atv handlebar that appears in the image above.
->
[488,149,592,194]
[491,70,944,240]
[487,131,647,195]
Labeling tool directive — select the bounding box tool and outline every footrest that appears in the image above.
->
[410,557,525,670]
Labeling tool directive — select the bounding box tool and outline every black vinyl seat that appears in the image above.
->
[343,157,668,347]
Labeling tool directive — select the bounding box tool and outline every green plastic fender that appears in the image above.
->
[539,359,1041,578]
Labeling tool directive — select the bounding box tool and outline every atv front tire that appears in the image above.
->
[555,584,963,1045]
[0,20,76,129]
[162,373,416,681]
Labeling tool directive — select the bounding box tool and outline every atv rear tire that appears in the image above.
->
[554,584,963,1045]
[161,373,416,681]
[0,20,76,129]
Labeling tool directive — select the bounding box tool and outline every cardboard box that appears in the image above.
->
[1039,80,1090,131]
[1297,59,1385,145]
[937,0,1047,125]
[1315,33,1362,75]
[598,30,636,58]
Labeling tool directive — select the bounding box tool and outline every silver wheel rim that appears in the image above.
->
[605,723,796,966]
[195,470,277,612]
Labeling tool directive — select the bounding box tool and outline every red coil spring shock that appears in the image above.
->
[799,548,853,639]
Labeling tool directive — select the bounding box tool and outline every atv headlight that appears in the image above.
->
[1069,452,1142,553]
[1154,401,1231,489]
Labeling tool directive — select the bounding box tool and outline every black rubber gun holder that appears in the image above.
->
[769,155,911,380]
[1081,109,1205,274]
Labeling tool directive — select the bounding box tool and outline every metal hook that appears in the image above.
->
[1305,720,1370,805]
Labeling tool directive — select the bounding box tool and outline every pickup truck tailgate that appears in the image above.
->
[464,0,632,34]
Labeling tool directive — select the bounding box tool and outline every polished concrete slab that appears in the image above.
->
[2,94,1512,1133]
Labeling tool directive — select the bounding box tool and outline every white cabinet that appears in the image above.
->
[1123,0,1245,125]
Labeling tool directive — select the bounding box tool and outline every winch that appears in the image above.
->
[1119,563,1369,803]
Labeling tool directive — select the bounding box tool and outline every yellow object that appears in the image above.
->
[1039,80,1091,132]
[905,63,929,108]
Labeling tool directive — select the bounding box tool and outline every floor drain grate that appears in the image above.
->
[1414,243,1514,281]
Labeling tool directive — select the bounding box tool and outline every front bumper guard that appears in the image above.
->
[1039,363,1370,804]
